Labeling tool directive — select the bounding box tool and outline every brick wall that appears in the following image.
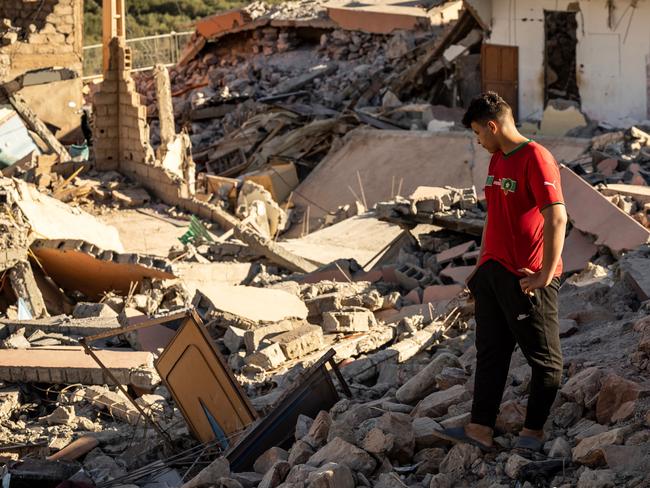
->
[0,0,83,81]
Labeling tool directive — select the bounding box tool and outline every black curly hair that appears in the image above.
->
[462,91,512,128]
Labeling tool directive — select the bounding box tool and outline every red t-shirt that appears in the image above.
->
[479,140,564,277]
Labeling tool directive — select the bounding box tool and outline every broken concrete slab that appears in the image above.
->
[0,314,123,338]
[562,228,598,274]
[194,283,308,324]
[282,213,403,267]
[422,285,464,304]
[435,241,475,265]
[561,166,650,254]
[619,254,650,301]
[235,223,319,274]
[8,178,124,252]
[173,261,256,290]
[440,265,474,285]
[289,131,588,236]
[0,346,157,386]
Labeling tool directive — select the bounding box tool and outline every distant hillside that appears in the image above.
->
[83,0,250,45]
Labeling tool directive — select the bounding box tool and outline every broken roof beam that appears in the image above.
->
[3,88,70,162]
[233,224,319,274]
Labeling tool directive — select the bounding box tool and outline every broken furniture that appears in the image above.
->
[227,348,350,472]
[80,309,257,449]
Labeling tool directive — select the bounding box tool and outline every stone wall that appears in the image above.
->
[0,0,83,80]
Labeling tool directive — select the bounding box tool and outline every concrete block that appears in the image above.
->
[322,308,376,333]
[272,324,324,359]
[244,342,287,370]
[244,321,295,353]
[224,326,246,353]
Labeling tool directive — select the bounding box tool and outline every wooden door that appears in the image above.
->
[481,44,519,121]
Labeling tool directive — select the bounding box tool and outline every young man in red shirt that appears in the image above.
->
[437,92,567,452]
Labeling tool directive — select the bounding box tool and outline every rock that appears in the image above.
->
[254,447,289,475]
[595,373,645,424]
[414,447,446,475]
[84,453,127,483]
[258,461,290,488]
[548,437,572,459]
[374,472,408,488]
[560,366,603,408]
[439,443,481,476]
[439,412,471,429]
[307,437,377,477]
[288,440,314,467]
[367,412,415,463]
[601,444,649,474]
[495,400,526,433]
[559,318,579,337]
[41,405,75,426]
[214,479,244,488]
[285,464,317,484]
[295,414,314,440]
[412,417,444,449]
[396,352,461,404]
[73,302,119,318]
[572,428,626,466]
[181,457,230,488]
[306,462,355,488]
[504,453,531,479]
[576,468,615,488]
[232,472,263,488]
[553,401,583,428]
[413,384,471,418]
[303,411,331,448]
[610,400,636,423]
[435,367,468,390]
[429,473,453,488]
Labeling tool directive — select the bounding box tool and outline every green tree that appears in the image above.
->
[83,0,250,45]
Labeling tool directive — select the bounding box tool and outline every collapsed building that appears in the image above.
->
[0,0,650,487]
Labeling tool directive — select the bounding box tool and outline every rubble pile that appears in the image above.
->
[133,14,468,170]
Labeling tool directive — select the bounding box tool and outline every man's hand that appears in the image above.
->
[518,267,552,295]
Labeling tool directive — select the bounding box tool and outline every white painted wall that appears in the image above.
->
[487,0,650,122]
